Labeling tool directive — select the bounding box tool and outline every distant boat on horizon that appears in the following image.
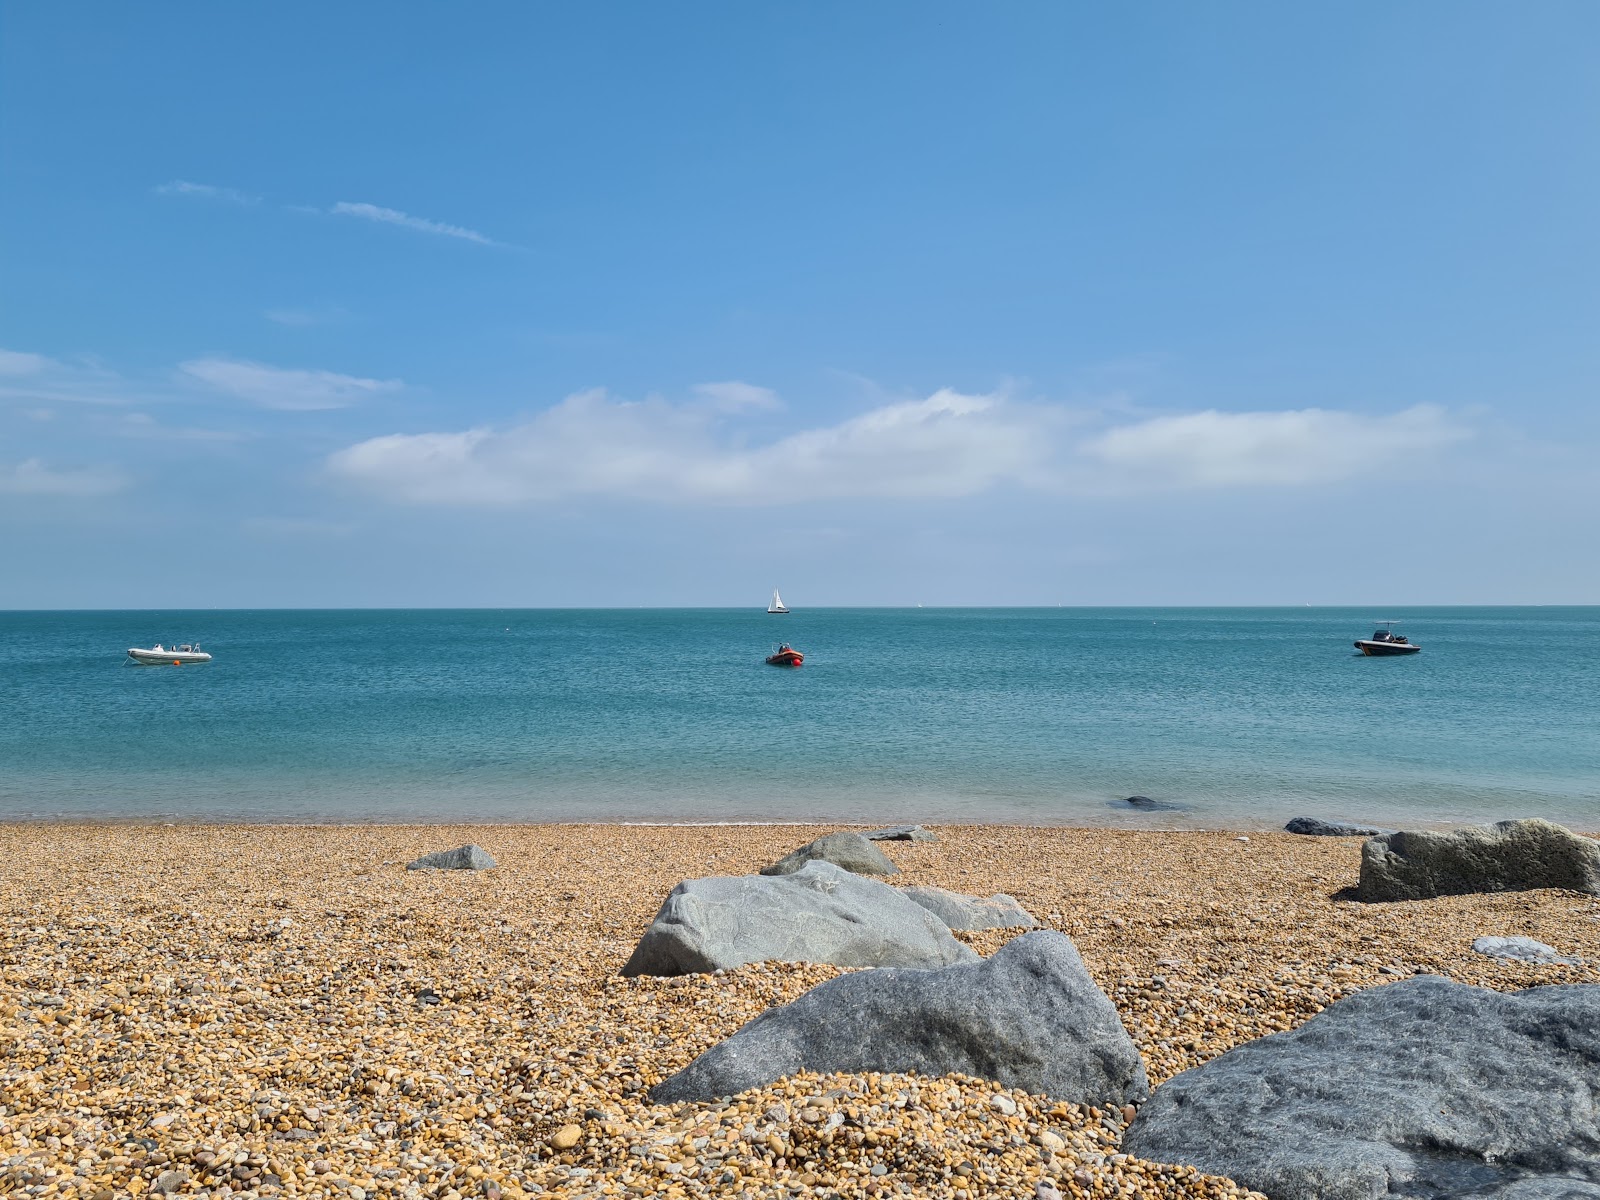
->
[768,588,789,614]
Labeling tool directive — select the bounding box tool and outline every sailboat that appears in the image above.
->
[767,588,789,614]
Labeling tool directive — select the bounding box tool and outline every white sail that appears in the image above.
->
[768,588,788,614]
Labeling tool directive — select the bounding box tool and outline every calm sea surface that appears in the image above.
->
[1,608,1595,828]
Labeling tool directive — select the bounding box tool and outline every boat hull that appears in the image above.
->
[1354,641,1420,656]
[127,649,212,665]
[765,651,803,667]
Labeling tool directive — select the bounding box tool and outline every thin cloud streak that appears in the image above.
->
[330,202,499,246]
[1081,405,1469,487]
[180,357,401,411]
[154,180,259,204]
[0,459,128,497]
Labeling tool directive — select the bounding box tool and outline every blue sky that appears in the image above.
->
[3,3,1597,607]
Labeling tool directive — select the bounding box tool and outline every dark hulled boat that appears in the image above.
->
[1354,623,1420,656]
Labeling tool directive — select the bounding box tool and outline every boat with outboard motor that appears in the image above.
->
[1354,623,1420,656]
[127,643,212,666]
[766,643,803,667]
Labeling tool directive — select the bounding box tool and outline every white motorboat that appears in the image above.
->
[127,642,212,666]
[767,588,789,614]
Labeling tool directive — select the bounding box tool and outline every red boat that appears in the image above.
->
[766,643,803,667]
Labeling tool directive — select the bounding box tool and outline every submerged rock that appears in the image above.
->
[901,885,1037,930]
[620,860,975,977]
[1123,975,1600,1200]
[759,831,900,877]
[864,825,938,842]
[1473,935,1583,967]
[1117,796,1189,813]
[651,930,1148,1106]
[1285,816,1389,837]
[1357,818,1600,901]
[405,844,496,871]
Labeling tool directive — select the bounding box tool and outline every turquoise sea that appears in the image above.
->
[1,608,1596,828]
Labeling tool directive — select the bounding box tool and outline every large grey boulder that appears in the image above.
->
[651,930,1148,1106]
[759,831,900,877]
[1285,816,1389,837]
[620,861,976,977]
[1357,818,1600,901]
[406,844,496,871]
[902,885,1037,931]
[864,825,938,842]
[1123,975,1600,1200]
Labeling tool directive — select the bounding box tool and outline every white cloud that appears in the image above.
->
[691,381,782,412]
[1081,404,1469,487]
[330,202,498,246]
[329,383,1475,508]
[0,352,133,407]
[0,459,127,497]
[0,349,48,375]
[155,180,258,204]
[328,387,1054,506]
[180,357,401,411]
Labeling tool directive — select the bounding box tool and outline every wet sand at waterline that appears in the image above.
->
[5,823,1599,1199]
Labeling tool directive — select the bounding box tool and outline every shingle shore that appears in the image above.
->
[5,823,1598,1200]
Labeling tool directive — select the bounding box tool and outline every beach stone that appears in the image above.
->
[649,930,1149,1106]
[1473,935,1583,966]
[901,884,1037,930]
[1284,816,1389,837]
[547,1123,581,1151]
[1357,818,1600,901]
[1123,975,1600,1200]
[405,844,496,871]
[620,860,976,977]
[864,825,938,842]
[1118,795,1189,813]
[759,831,900,877]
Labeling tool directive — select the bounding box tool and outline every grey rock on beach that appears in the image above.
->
[864,825,938,842]
[901,885,1037,931]
[1123,975,1600,1200]
[405,844,496,871]
[759,831,900,877]
[620,860,975,977]
[1357,818,1600,901]
[1284,816,1389,837]
[1473,935,1583,967]
[651,930,1149,1107]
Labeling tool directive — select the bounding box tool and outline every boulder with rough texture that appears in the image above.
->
[1357,818,1600,901]
[406,844,496,871]
[901,885,1037,931]
[759,831,900,877]
[651,930,1149,1106]
[864,825,938,842]
[1123,975,1600,1200]
[620,861,975,977]
[1285,816,1389,837]
[1473,935,1583,966]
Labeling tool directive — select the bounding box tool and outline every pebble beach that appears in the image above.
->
[5,823,1599,1200]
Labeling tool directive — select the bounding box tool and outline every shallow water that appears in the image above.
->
[1,607,1596,828]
